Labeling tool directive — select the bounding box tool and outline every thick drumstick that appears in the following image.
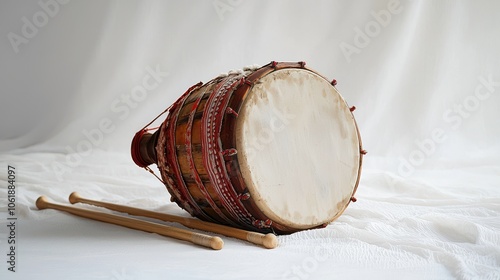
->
[69,192,278,249]
[36,196,223,250]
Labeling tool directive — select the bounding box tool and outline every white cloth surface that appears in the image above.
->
[1,1,499,279]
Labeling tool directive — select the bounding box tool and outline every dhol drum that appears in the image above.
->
[131,61,364,234]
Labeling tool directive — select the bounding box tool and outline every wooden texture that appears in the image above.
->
[69,192,277,249]
[36,195,223,250]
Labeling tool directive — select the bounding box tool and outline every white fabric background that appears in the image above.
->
[0,1,499,279]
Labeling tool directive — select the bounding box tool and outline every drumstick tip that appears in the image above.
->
[263,233,278,249]
[247,232,278,249]
[211,237,224,250]
[69,192,82,204]
[36,196,50,210]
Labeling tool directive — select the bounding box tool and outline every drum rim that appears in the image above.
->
[234,67,363,229]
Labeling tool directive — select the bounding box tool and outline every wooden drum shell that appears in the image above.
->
[135,62,363,234]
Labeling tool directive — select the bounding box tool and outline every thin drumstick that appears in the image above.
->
[36,196,223,250]
[69,192,278,249]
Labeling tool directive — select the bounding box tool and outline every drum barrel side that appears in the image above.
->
[129,61,362,235]
[131,130,160,167]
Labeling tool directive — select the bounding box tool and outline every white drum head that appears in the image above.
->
[235,68,360,229]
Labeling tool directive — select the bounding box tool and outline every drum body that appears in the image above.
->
[132,61,364,234]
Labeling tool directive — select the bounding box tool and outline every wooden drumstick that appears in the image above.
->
[36,196,223,250]
[69,192,278,249]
